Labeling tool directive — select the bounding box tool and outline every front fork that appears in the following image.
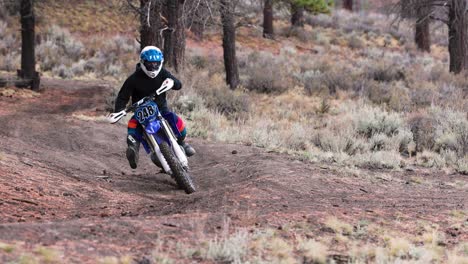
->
[158,116,189,168]
[144,130,171,173]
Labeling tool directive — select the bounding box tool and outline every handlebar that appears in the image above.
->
[107,78,174,124]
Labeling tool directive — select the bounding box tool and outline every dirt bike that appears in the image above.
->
[108,79,196,194]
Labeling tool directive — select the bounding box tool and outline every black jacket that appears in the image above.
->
[114,64,182,113]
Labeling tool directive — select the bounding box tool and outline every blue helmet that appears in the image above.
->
[140,46,164,78]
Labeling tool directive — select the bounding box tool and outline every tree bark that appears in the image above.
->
[415,17,431,52]
[343,0,353,11]
[263,0,274,38]
[291,3,304,27]
[163,0,186,72]
[220,0,239,89]
[139,0,163,50]
[448,0,468,74]
[19,0,39,90]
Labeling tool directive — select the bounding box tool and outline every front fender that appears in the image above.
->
[145,121,161,134]
[145,121,170,146]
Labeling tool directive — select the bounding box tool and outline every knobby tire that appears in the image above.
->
[159,141,196,194]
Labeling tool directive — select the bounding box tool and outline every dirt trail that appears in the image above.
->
[0,79,466,262]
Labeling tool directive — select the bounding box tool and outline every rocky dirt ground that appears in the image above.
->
[0,79,466,263]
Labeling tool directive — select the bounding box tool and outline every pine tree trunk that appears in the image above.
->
[415,18,431,52]
[19,0,39,90]
[343,0,353,11]
[163,0,185,72]
[220,0,239,89]
[139,0,163,50]
[263,0,274,38]
[291,3,304,27]
[448,0,468,74]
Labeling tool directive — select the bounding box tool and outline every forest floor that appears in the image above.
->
[0,79,466,263]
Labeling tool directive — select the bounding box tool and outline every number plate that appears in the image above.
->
[135,101,158,123]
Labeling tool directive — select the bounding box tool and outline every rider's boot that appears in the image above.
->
[126,135,139,169]
[179,140,196,157]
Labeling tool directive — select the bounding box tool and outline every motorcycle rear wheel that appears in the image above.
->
[159,141,196,194]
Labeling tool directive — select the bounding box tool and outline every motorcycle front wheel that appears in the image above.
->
[159,141,196,194]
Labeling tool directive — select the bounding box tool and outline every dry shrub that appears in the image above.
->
[408,113,437,152]
[190,73,250,120]
[0,53,19,72]
[429,64,453,83]
[410,81,438,107]
[436,84,466,110]
[304,13,336,28]
[309,102,414,168]
[52,64,74,79]
[312,132,367,156]
[302,69,354,96]
[365,62,405,83]
[206,230,249,263]
[366,81,411,111]
[36,25,85,74]
[0,21,17,56]
[284,26,314,42]
[409,108,467,158]
[346,33,365,49]
[243,51,291,94]
[37,40,63,71]
[416,151,447,169]
[353,106,405,138]
[0,1,19,18]
[456,158,468,175]
[430,107,468,157]
[189,55,209,69]
[201,86,250,120]
[355,151,403,169]
[171,92,205,116]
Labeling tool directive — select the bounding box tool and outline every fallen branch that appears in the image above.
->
[12,198,39,206]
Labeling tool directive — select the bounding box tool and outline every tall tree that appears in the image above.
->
[415,15,431,52]
[220,0,239,89]
[19,0,39,90]
[163,0,186,72]
[290,2,304,27]
[447,0,467,73]
[343,0,353,10]
[263,0,274,38]
[129,0,186,71]
[398,0,467,74]
[289,0,333,27]
[139,0,163,50]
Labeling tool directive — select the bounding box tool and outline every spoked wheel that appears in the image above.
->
[159,141,196,194]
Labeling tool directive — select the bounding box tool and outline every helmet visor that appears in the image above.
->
[143,60,162,71]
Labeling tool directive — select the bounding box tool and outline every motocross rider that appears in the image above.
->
[114,46,196,169]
